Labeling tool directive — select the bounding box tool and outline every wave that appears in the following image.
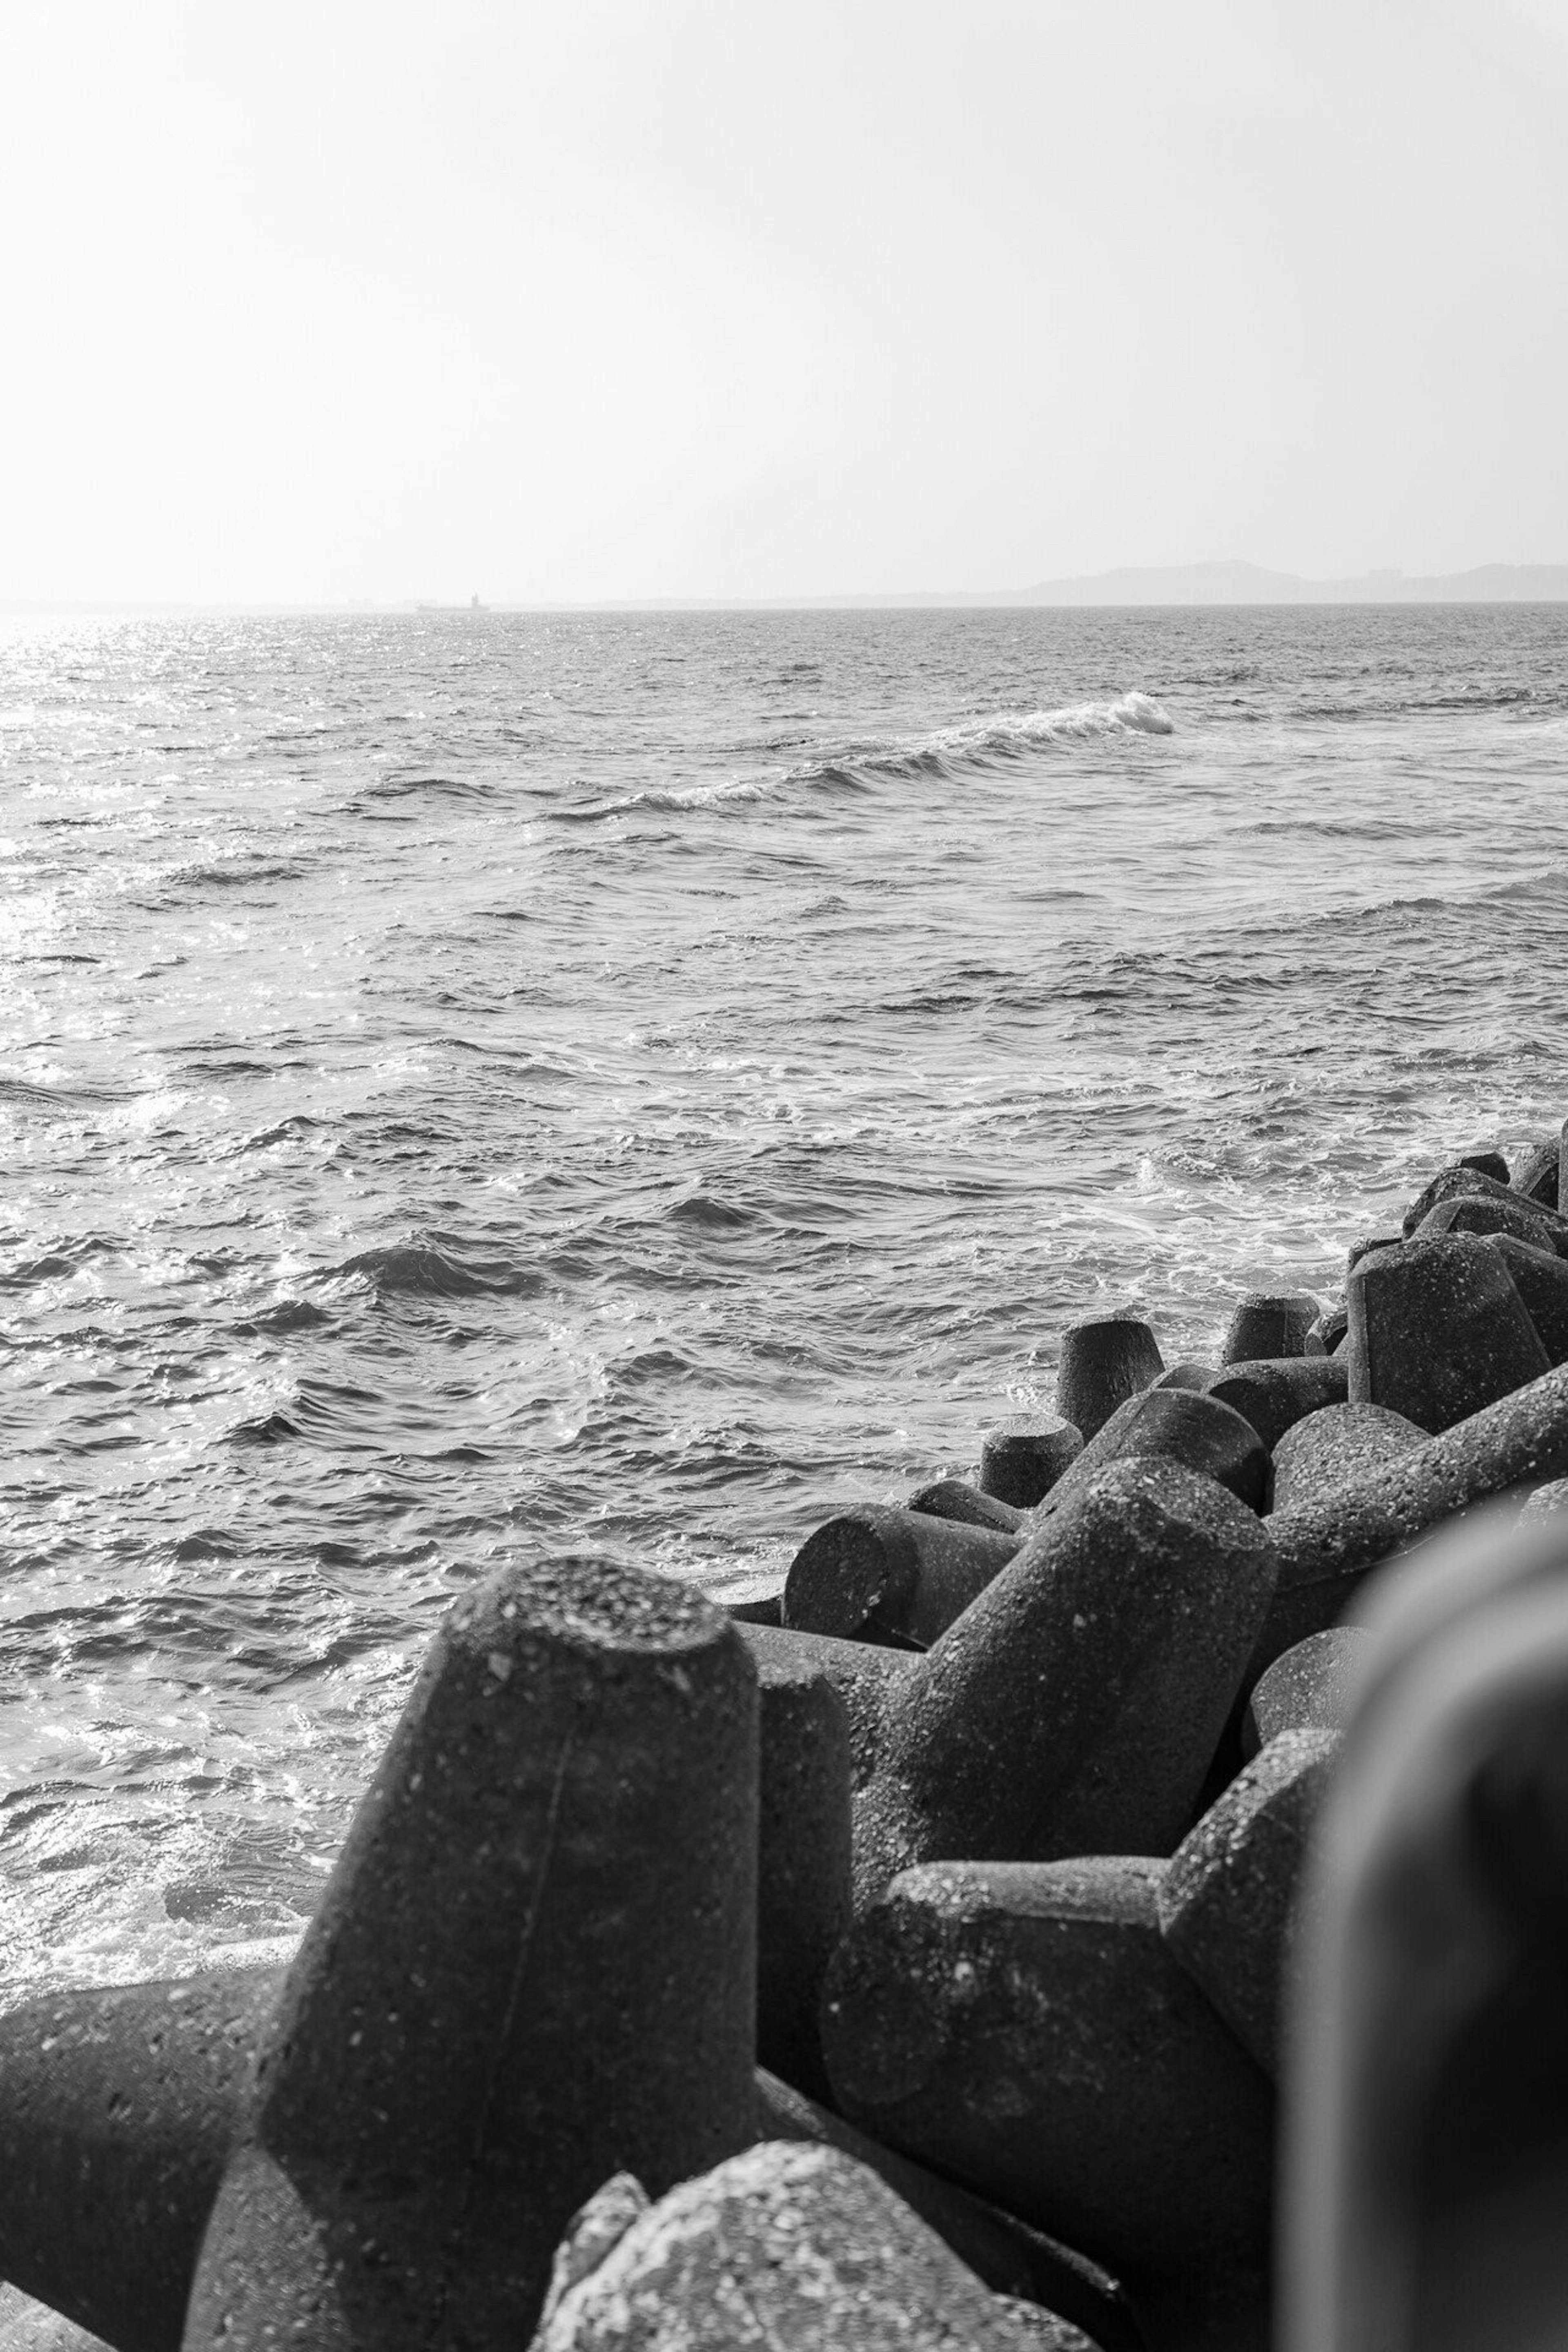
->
[334,1238,547,1301]
[552,690,1175,820]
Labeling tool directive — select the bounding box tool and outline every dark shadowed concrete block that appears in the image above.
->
[183,1557,759,2352]
[908,1476,1025,1534]
[822,1858,1274,2352]
[1348,1232,1549,1433]
[741,1622,913,1788]
[1250,1363,1568,1673]
[1158,1727,1339,2074]
[856,1460,1278,1897]
[0,1970,276,2352]
[1460,1149,1509,1182]
[1220,1293,1322,1364]
[783,1506,1018,1649]
[980,1416,1083,1508]
[1417,1193,1568,1257]
[1242,1628,1370,1758]
[1201,1356,1348,1454]
[755,1656,852,2105]
[1510,1135,1559,1208]
[1283,1528,1568,2352]
[1151,1360,1215,1391]
[1055,1317,1164,1442]
[1270,1402,1424,1513]
[1480,1233,1568,1365]
[1038,1387,1270,1520]
[754,2074,1145,2351]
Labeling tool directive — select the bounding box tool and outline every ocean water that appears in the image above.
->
[2,600,1566,2002]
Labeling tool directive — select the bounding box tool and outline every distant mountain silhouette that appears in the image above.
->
[1003,559,1568,606]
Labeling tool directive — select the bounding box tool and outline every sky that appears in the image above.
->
[4,0,1567,606]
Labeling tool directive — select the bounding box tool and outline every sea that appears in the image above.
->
[2,599,1566,2005]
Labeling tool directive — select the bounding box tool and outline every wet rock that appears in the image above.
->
[980,1415,1083,1508]
[1347,1232,1549,1433]
[742,1622,914,1787]
[753,2074,1144,2351]
[856,1459,1278,1896]
[909,1476,1025,1533]
[1510,1134,1559,1208]
[783,1506,1019,1649]
[0,1970,276,2352]
[183,1557,760,2351]
[1056,1316,1164,1442]
[1220,1292,1323,1364]
[532,2141,1054,2350]
[1158,1727,1340,2074]
[1481,1232,1568,1363]
[822,1857,1274,2352]
[1242,1627,1369,1757]
[1200,1355,1348,1455]
[1252,1362,1568,1671]
[756,1655,851,2104]
[1269,1401,1425,1513]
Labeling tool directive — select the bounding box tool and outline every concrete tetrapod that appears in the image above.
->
[854,1459,1279,1899]
[783,1505,1019,1648]
[1347,1232,1549,1433]
[822,1857,1276,2352]
[1479,1232,1568,1364]
[1241,1627,1369,1757]
[1400,1162,1564,1241]
[1219,1292,1323,1364]
[182,1557,759,2352]
[754,2074,1145,2351]
[1415,1193,1568,1256]
[755,1653,852,2104]
[1199,1356,1348,1457]
[1158,1725,1340,2074]
[1035,1387,1271,1521]
[1283,1522,1568,2352]
[740,1622,914,1787]
[0,1971,276,2352]
[530,2142,1061,2351]
[1249,1363,1568,1673]
[1268,1402,1424,1513]
[1510,1134,1559,1208]
[1054,1316,1164,1442]
[979,1415,1083,1508]
[907,1476,1025,1533]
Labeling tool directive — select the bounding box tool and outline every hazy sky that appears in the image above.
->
[5,1,1566,604]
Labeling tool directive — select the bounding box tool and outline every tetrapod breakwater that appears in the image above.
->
[7,1131,1568,2349]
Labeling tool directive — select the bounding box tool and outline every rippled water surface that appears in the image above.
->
[3,601,1566,1996]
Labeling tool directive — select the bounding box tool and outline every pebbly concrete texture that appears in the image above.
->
[182,1556,759,2352]
[855,1459,1279,1898]
[1158,1726,1341,2074]
[1510,1134,1559,1207]
[1269,1401,1425,1514]
[755,1654,852,2104]
[784,1505,1019,1649]
[1347,1232,1549,1433]
[1199,1355,1348,1456]
[530,2142,1061,2350]
[908,1476,1026,1533]
[1219,1292,1323,1365]
[979,1416,1084,1508]
[753,2074,1143,2351]
[1055,1317,1164,1442]
[1243,1628,1370,1757]
[1036,1387,1270,1520]
[1251,1362,1568,1672]
[0,2291,113,2352]
[741,1621,915,1787]
[822,1857,1275,2352]
[1480,1232,1568,1364]
[0,1969,277,2352]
